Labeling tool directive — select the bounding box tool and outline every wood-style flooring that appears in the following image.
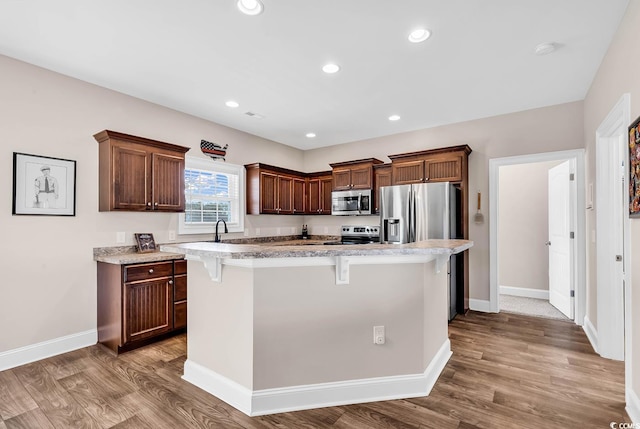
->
[0,311,628,428]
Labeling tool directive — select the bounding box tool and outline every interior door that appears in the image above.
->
[548,161,574,319]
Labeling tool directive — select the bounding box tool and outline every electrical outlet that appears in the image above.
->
[116,232,125,244]
[373,326,385,345]
[244,228,249,237]
[276,227,281,235]
[168,230,176,241]
[291,227,296,234]
[255,228,261,236]
[324,227,329,234]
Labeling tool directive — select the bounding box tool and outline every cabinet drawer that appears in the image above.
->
[125,261,173,282]
[174,274,187,301]
[174,259,187,275]
[174,301,187,329]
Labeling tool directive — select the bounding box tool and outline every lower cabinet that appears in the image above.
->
[98,259,187,354]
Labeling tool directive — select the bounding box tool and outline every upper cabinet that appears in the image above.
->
[373,164,392,214]
[389,145,471,185]
[330,158,383,191]
[307,172,333,215]
[94,130,190,212]
[245,163,307,215]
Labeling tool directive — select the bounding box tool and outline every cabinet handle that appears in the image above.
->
[169,280,173,285]
[148,268,154,274]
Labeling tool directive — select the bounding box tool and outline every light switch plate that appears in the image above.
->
[116,232,126,244]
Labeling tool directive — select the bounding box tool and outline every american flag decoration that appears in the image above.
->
[200,139,228,161]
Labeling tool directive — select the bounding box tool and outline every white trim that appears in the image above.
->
[582,316,598,354]
[469,299,493,313]
[183,339,451,417]
[627,387,640,424]
[0,329,97,372]
[489,149,586,324]
[499,285,549,300]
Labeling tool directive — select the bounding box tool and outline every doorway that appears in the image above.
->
[489,149,586,325]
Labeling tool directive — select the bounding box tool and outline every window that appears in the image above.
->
[178,157,244,235]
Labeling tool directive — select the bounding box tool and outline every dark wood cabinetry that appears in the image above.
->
[98,259,187,354]
[245,163,306,215]
[373,164,392,213]
[330,158,383,191]
[307,172,333,215]
[94,130,190,212]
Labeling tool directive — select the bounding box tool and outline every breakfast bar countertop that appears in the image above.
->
[160,238,473,260]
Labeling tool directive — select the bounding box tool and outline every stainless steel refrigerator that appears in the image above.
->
[379,182,463,321]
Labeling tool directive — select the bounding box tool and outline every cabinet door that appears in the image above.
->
[259,171,279,214]
[332,169,352,190]
[123,278,173,344]
[278,175,294,214]
[292,177,306,214]
[425,156,462,182]
[152,153,185,211]
[374,167,392,213]
[307,179,320,214]
[392,160,425,185]
[320,177,333,214]
[112,144,150,210]
[350,166,373,189]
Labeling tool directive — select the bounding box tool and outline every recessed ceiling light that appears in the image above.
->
[306,133,316,138]
[534,42,556,56]
[388,115,401,121]
[322,63,340,74]
[408,28,431,43]
[225,100,239,108]
[237,0,263,16]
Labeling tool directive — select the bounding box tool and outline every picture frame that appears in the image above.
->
[134,233,157,253]
[12,152,76,216]
[629,116,640,218]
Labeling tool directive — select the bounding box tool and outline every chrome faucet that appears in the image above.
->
[214,219,228,243]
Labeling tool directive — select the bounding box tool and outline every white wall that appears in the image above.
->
[0,54,306,354]
[498,160,561,293]
[582,0,640,410]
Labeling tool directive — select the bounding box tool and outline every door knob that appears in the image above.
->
[545,241,551,246]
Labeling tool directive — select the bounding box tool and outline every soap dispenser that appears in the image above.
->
[301,224,308,239]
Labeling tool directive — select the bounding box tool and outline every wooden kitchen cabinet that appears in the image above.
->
[245,163,306,215]
[389,146,470,185]
[94,130,190,212]
[373,163,392,213]
[97,259,187,354]
[330,158,383,191]
[307,172,332,215]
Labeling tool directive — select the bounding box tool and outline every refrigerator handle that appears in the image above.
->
[408,188,415,242]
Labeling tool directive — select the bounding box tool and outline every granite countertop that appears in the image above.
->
[160,239,473,260]
[93,245,185,265]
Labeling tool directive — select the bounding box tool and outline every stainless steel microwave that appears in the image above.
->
[331,189,372,216]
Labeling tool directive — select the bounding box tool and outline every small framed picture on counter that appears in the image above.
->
[134,233,157,253]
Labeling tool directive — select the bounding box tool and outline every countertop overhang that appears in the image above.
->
[160,239,473,260]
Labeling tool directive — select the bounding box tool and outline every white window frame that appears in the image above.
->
[178,156,245,235]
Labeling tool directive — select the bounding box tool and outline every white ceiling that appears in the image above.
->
[0,0,629,150]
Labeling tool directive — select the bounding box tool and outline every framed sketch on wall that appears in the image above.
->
[12,152,76,216]
[629,116,640,217]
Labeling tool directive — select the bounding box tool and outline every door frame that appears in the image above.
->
[595,93,630,366]
[489,149,586,326]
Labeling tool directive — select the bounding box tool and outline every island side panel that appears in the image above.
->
[423,259,449,368]
[186,259,254,390]
[252,261,446,390]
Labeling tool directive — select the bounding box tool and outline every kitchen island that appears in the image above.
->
[160,239,472,416]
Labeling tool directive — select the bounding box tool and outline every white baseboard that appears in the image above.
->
[500,285,549,300]
[469,299,493,313]
[627,388,640,424]
[583,316,598,355]
[183,339,452,416]
[0,330,97,372]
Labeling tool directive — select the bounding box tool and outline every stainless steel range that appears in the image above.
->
[325,225,380,245]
